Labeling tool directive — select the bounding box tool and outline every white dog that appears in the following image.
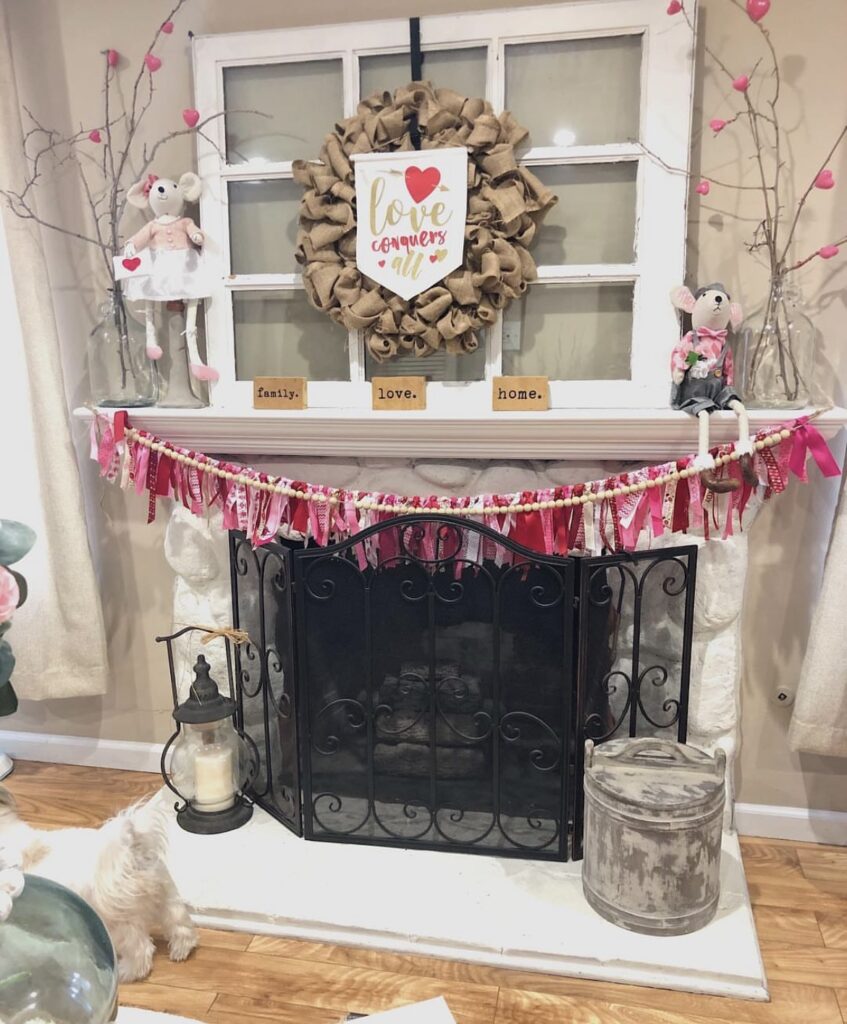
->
[0,787,197,982]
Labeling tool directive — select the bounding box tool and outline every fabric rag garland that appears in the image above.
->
[293,82,557,362]
[91,411,840,560]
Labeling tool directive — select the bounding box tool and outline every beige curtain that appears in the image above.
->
[0,10,108,701]
[789,469,847,757]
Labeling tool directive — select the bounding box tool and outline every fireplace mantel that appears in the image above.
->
[75,405,846,459]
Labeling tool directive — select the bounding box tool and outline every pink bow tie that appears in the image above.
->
[696,327,728,341]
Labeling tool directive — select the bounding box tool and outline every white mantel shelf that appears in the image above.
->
[74,406,847,460]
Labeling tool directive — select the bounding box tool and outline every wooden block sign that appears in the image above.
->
[492,376,549,411]
[253,377,307,410]
[372,376,426,411]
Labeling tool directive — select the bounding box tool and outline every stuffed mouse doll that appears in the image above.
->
[123,172,217,383]
[670,283,757,493]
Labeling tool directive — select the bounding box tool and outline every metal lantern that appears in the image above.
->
[158,627,258,834]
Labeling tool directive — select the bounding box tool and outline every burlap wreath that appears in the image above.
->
[292,82,557,362]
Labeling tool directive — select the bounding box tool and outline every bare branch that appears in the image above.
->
[637,140,771,191]
[780,124,847,265]
[787,233,847,273]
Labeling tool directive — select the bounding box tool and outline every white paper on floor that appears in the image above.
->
[350,997,457,1023]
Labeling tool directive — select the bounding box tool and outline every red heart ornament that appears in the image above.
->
[405,165,441,203]
[746,0,770,21]
[145,53,161,73]
[182,109,200,128]
[161,20,174,33]
[88,129,102,143]
[815,169,835,190]
[122,257,141,272]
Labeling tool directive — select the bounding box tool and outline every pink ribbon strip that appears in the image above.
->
[789,423,841,482]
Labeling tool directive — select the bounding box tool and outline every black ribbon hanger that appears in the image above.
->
[409,17,423,150]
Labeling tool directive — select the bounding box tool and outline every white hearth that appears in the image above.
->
[165,798,766,1000]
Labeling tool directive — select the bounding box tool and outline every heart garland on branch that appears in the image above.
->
[293,82,557,362]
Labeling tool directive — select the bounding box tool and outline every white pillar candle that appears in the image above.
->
[194,747,235,812]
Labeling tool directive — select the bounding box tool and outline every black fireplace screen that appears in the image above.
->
[230,516,696,861]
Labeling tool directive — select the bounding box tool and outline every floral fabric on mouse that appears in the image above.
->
[670,327,741,416]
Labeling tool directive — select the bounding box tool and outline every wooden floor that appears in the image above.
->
[5,761,847,1024]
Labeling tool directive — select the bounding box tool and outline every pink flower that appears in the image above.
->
[709,118,728,133]
[0,567,20,625]
[819,245,840,260]
[732,75,750,92]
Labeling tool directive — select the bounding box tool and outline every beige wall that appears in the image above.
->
[5,0,847,809]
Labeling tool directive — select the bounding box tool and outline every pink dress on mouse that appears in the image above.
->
[124,215,212,302]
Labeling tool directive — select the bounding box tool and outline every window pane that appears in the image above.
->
[233,291,350,381]
[224,61,343,164]
[532,163,638,265]
[365,342,486,382]
[505,36,641,147]
[360,48,487,101]
[503,283,633,380]
[228,180,301,274]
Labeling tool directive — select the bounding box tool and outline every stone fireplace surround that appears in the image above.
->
[162,453,765,999]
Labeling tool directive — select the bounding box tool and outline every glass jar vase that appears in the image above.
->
[739,276,814,409]
[88,287,157,407]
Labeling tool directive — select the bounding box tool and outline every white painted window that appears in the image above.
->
[192,1,695,413]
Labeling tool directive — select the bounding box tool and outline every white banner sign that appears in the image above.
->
[353,148,468,300]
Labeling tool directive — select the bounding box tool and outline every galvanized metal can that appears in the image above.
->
[582,737,726,936]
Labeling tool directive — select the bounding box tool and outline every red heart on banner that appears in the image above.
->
[122,257,141,271]
[377,259,386,267]
[428,253,439,263]
[405,165,440,203]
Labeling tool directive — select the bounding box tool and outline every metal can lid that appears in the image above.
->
[585,737,726,813]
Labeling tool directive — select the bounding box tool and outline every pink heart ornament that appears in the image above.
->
[746,0,770,21]
[161,20,174,33]
[819,245,840,259]
[182,109,200,128]
[145,53,162,73]
[732,74,750,92]
[815,169,835,190]
[666,0,682,12]
[107,49,119,67]
[709,118,727,133]
[695,180,710,196]
[88,129,102,143]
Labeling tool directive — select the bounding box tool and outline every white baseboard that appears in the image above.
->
[735,802,847,846]
[0,730,162,774]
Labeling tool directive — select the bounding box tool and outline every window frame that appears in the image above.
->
[192,0,695,413]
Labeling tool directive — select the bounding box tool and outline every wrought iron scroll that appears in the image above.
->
[229,532,302,835]
[293,515,575,861]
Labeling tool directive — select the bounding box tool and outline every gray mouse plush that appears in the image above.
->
[670,283,756,492]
